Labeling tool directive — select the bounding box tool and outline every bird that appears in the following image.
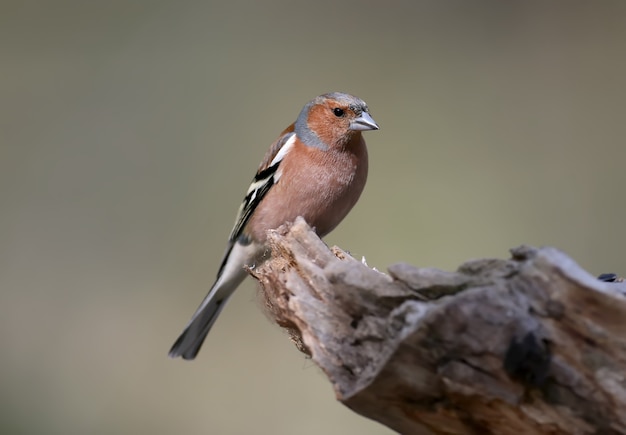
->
[169,92,379,360]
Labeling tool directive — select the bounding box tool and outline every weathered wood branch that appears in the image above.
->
[249,217,626,435]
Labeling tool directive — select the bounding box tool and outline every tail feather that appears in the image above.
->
[168,241,263,360]
[168,298,227,359]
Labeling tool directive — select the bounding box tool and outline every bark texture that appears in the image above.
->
[250,217,626,435]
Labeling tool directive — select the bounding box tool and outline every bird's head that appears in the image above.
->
[295,92,379,149]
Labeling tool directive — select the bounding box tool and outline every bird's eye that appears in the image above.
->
[332,108,345,117]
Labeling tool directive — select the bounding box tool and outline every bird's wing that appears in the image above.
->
[227,125,296,244]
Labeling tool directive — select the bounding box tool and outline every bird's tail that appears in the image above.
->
[168,293,229,360]
[168,241,262,360]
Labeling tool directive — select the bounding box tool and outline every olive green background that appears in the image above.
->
[2,1,626,434]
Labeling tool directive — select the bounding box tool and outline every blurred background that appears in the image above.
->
[2,1,626,434]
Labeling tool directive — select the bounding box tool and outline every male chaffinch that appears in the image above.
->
[169,92,379,360]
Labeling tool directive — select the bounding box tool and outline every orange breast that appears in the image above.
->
[246,135,368,242]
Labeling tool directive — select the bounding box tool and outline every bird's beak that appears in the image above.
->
[350,112,379,131]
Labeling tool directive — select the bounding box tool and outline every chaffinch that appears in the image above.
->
[169,92,379,360]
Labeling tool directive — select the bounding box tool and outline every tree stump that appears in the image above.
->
[249,217,626,435]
